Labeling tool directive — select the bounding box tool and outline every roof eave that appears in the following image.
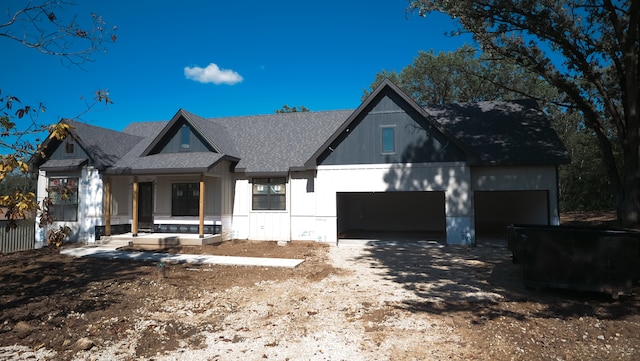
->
[103,154,236,175]
[181,110,226,154]
[244,171,290,178]
[103,167,212,175]
[140,109,224,156]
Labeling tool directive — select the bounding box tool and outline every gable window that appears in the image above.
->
[252,178,286,210]
[48,177,78,221]
[381,126,396,154]
[172,183,199,216]
[180,125,190,150]
[65,141,75,156]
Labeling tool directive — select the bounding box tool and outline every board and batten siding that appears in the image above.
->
[231,175,306,242]
[289,171,317,241]
[36,166,103,244]
[157,123,211,153]
[149,175,222,229]
[109,176,130,222]
[77,167,103,242]
[47,138,90,161]
[231,178,250,240]
[318,92,466,166]
[245,178,290,241]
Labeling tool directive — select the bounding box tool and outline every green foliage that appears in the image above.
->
[0,171,38,224]
[408,0,639,224]
[0,172,36,198]
[556,109,616,210]
[364,46,555,104]
[275,104,310,113]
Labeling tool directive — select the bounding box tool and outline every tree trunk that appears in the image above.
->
[617,126,640,228]
[617,158,640,228]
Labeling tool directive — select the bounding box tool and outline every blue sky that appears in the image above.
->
[2,1,472,135]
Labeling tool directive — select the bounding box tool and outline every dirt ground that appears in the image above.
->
[1,212,639,360]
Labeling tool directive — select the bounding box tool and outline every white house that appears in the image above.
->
[33,80,570,246]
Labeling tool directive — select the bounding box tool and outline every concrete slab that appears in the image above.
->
[103,233,222,248]
[60,245,304,268]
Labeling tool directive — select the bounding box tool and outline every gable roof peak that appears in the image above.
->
[138,108,240,158]
[33,118,142,170]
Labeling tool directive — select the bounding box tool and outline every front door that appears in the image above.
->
[138,182,154,231]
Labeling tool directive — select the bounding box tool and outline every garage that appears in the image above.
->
[474,190,549,238]
[336,191,446,241]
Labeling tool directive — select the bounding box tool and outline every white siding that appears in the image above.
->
[231,178,250,240]
[77,167,103,242]
[249,211,290,241]
[315,162,473,245]
[290,171,317,241]
[36,166,103,244]
[34,170,48,246]
[231,176,293,242]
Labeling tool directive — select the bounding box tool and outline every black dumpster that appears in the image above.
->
[507,224,640,298]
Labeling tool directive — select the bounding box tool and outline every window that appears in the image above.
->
[180,125,190,149]
[48,177,78,221]
[172,183,199,216]
[252,178,286,210]
[65,141,75,155]
[381,126,396,154]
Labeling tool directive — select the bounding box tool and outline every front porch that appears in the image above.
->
[100,232,222,249]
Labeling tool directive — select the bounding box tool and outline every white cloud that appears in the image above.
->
[184,63,243,85]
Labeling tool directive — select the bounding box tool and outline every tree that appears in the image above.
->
[409,0,640,227]
[0,172,36,197]
[0,1,115,241]
[275,104,310,113]
[553,107,615,210]
[363,45,555,104]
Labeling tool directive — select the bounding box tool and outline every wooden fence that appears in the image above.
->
[0,219,36,254]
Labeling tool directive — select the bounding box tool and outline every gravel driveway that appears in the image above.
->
[2,239,639,360]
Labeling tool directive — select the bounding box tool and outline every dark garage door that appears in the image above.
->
[474,190,549,237]
[336,191,445,239]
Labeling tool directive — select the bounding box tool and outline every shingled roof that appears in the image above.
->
[34,119,142,171]
[213,110,353,174]
[104,109,351,175]
[39,80,570,175]
[424,99,571,166]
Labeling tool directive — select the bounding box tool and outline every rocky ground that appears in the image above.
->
[1,212,639,360]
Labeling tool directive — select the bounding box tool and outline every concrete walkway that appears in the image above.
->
[59,242,304,268]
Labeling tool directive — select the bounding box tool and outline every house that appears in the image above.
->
[32,80,570,246]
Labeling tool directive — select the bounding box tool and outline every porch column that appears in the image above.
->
[132,176,138,237]
[199,174,205,238]
[105,176,111,236]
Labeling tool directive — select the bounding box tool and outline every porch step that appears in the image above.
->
[95,237,133,249]
[107,233,222,249]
